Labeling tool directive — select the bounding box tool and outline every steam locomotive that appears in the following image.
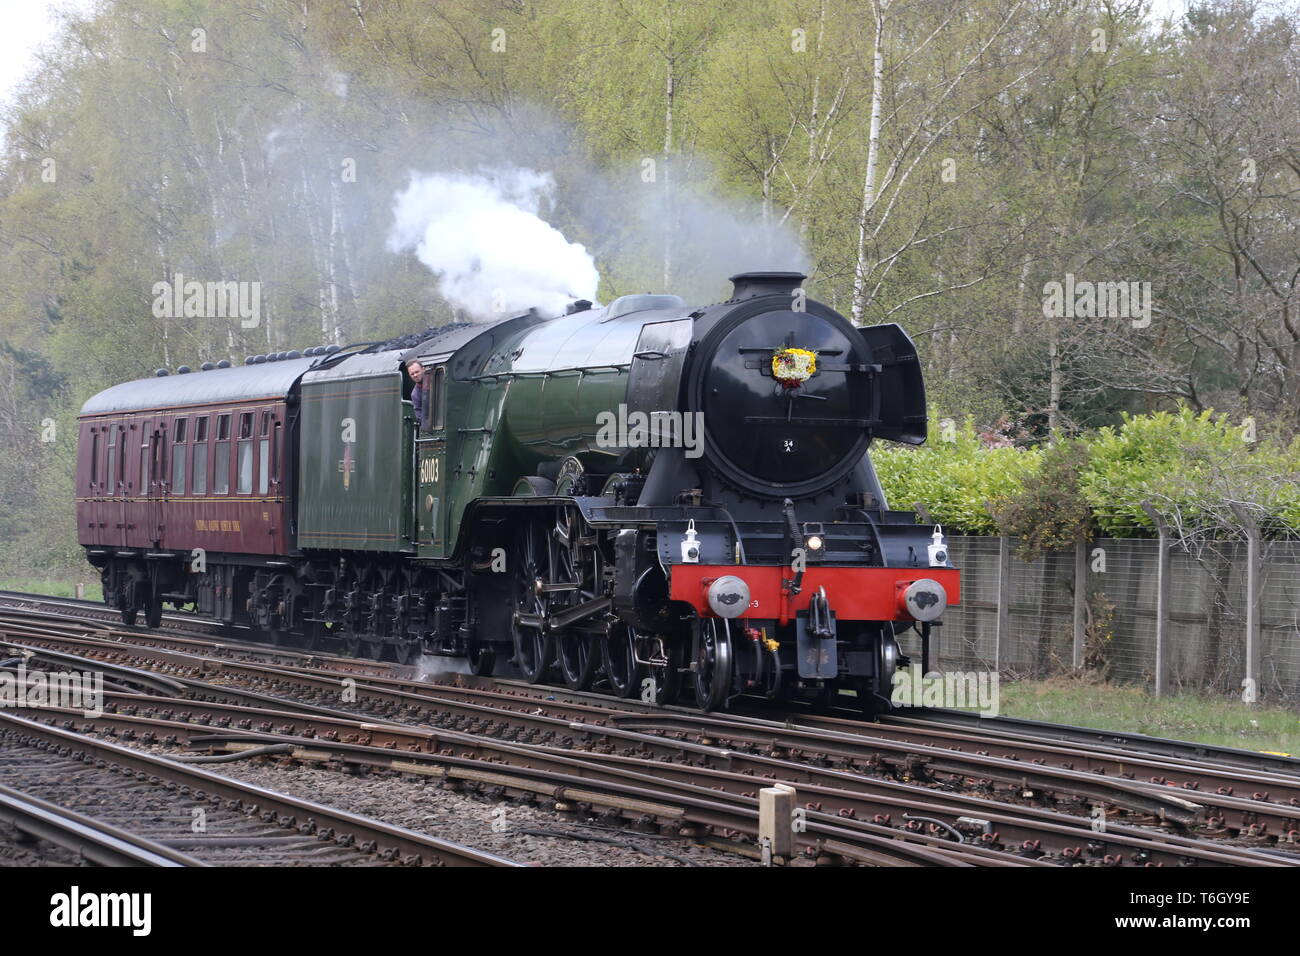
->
[76,271,958,712]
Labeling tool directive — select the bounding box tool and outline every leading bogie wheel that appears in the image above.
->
[855,630,900,717]
[693,617,734,711]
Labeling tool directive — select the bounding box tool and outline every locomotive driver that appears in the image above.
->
[407,359,427,424]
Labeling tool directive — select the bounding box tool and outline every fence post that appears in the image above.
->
[1226,504,1263,706]
[1244,526,1261,705]
[1140,504,1170,697]
[996,535,1011,673]
[1073,539,1087,670]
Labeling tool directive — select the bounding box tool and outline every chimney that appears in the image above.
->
[728,271,807,300]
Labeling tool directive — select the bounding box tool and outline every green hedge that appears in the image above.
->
[874,407,1300,540]
[873,419,1040,535]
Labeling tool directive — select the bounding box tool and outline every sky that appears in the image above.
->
[0,0,92,107]
[0,0,1193,110]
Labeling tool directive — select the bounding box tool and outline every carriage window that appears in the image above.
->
[193,445,208,495]
[193,417,209,495]
[140,443,149,493]
[236,434,253,494]
[90,432,100,488]
[272,421,281,487]
[106,426,117,494]
[213,416,231,496]
[258,432,270,495]
[257,411,272,494]
[152,432,165,490]
[214,443,230,494]
[214,414,231,495]
[172,419,187,495]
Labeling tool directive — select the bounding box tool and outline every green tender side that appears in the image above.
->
[297,352,413,552]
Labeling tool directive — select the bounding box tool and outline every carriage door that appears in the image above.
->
[106,422,127,547]
[148,425,166,546]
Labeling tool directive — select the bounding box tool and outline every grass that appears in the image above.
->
[0,576,102,602]
[997,676,1300,756]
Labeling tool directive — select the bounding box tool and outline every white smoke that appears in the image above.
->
[387,167,600,319]
[414,654,473,680]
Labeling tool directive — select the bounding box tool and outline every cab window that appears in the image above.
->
[425,365,446,431]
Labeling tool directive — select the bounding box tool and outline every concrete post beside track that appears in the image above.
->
[1244,525,1261,706]
[759,784,795,863]
[1140,503,1170,697]
[995,535,1010,673]
[1072,539,1086,671]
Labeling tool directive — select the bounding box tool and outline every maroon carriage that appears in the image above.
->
[76,359,311,625]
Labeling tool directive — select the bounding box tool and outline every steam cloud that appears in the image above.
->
[387,168,600,319]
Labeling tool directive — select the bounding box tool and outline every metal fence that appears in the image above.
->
[896,534,1300,703]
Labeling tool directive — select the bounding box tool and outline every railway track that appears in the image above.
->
[0,593,399,678]
[0,781,201,866]
[4,680,1023,864]
[478,677,1300,783]
[878,709,1299,777]
[0,710,516,866]
[19,693,1287,867]
[4,593,1298,866]
[2,613,982,868]
[7,590,1296,776]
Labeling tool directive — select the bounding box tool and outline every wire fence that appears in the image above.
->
[1259,540,1300,701]
[901,534,1300,704]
